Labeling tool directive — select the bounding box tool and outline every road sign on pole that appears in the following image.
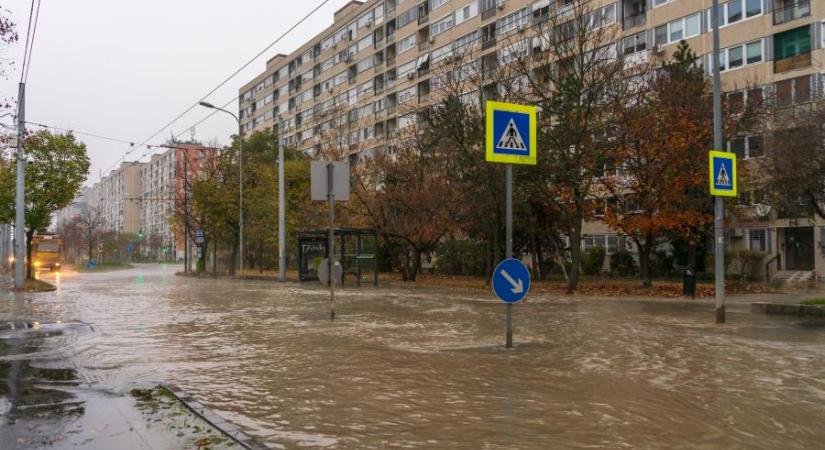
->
[492,258,531,304]
[486,101,537,165]
[311,160,350,321]
[485,100,537,348]
[708,151,737,197]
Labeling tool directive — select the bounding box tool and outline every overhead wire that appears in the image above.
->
[102,0,336,179]
[22,0,42,84]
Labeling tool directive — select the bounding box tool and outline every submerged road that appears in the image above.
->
[2,264,825,449]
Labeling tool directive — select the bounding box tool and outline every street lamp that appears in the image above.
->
[199,101,245,274]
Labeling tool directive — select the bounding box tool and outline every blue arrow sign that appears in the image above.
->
[492,258,531,303]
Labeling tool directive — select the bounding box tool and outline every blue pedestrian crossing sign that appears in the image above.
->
[708,150,737,197]
[486,101,537,165]
[492,258,531,303]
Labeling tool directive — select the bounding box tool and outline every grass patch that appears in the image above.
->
[75,262,134,272]
[10,278,57,292]
[801,298,825,306]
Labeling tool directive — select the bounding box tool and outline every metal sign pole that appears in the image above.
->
[711,0,725,323]
[506,164,513,348]
[327,162,336,321]
[278,117,286,282]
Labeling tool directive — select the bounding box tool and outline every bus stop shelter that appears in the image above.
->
[298,228,378,286]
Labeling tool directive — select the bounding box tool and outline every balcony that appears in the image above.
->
[773,0,810,25]
[482,37,497,51]
[622,13,646,30]
[774,52,811,73]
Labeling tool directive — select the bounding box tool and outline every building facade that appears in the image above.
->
[89,161,144,234]
[139,142,216,260]
[240,0,825,278]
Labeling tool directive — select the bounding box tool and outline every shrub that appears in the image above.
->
[736,250,765,281]
[581,246,606,275]
[610,250,637,277]
[650,250,675,278]
[434,238,487,276]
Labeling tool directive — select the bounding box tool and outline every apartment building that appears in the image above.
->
[89,161,144,234]
[240,0,825,277]
[54,186,90,229]
[139,141,216,260]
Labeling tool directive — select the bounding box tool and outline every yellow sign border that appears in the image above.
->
[486,100,537,165]
[708,150,737,197]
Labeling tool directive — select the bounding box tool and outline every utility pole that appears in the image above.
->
[278,117,286,282]
[711,0,726,323]
[14,82,26,289]
[184,151,189,273]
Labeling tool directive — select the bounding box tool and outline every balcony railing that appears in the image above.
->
[622,13,646,30]
[482,37,497,50]
[773,0,810,25]
[774,51,812,73]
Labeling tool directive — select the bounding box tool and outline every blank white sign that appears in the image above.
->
[311,160,350,201]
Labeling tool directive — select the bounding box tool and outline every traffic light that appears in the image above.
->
[138,229,144,240]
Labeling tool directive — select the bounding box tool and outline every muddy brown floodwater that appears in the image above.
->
[2,264,825,449]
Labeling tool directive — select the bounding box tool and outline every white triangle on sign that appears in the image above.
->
[716,164,731,187]
[496,118,527,151]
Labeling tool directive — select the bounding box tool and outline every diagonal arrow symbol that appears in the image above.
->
[500,269,524,294]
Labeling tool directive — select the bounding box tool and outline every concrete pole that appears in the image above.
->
[506,164,513,348]
[278,117,286,282]
[14,82,26,289]
[711,0,726,323]
[239,129,244,275]
[327,162,336,321]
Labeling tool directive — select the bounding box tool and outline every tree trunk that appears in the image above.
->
[639,243,652,288]
[26,229,34,279]
[687,243,697,271]
[212,241,217,274]
[568,221,582,293]
[409,248,422,282]
[530,231,540,280]
[87,236,94,263]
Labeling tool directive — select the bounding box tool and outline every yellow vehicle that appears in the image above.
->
[32,234,63,271]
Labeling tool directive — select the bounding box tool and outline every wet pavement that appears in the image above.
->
[2,264,825,449]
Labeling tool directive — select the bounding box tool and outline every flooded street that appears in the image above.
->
[3,264,825,449]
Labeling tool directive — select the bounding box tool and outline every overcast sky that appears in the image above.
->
[0,0,351,185]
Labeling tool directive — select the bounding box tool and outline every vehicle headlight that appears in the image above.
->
[55,263,60,267]
[34,261,41,267]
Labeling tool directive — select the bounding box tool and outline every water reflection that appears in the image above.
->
[3,265,825,449]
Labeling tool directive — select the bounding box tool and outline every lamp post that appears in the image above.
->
[199,101,244,274]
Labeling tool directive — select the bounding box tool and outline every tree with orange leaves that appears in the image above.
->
[600,42,714,287]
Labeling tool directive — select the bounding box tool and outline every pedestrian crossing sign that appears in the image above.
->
[486,101,537,165]
[709,150,737,197]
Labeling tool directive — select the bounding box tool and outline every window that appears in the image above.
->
[431,44,453,63]
[497,8,529,34]
[397,6,418,28]
[711,0,762,27]
[398,86,417,103]
[398,34,416,53]
[431,13,454,37]
[453,30,479,51]
[623,31,647,55]
[774,26,811,60]
[653,0,673,6]
[357,35,373,52]
[357,80,372,97]
[499,40,528,65]
[745,0,762,17]
[718,39,763,71]
[398,59,416,77]
[429,0,449,11]
[357,10,374,29]
[654,13,701,46]
[455,2,478,25]
[398,113,416,129]
[582,235,621,254]
[749,228,769,252]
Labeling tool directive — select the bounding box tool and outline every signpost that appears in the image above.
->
[709,150,737,323]
[195,229,205,272]
[486,100,537,348]
[311,160,350,321]
[493,258,531,304]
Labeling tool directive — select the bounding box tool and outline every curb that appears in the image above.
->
[163,384,269,450]
[751,302,825,317]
